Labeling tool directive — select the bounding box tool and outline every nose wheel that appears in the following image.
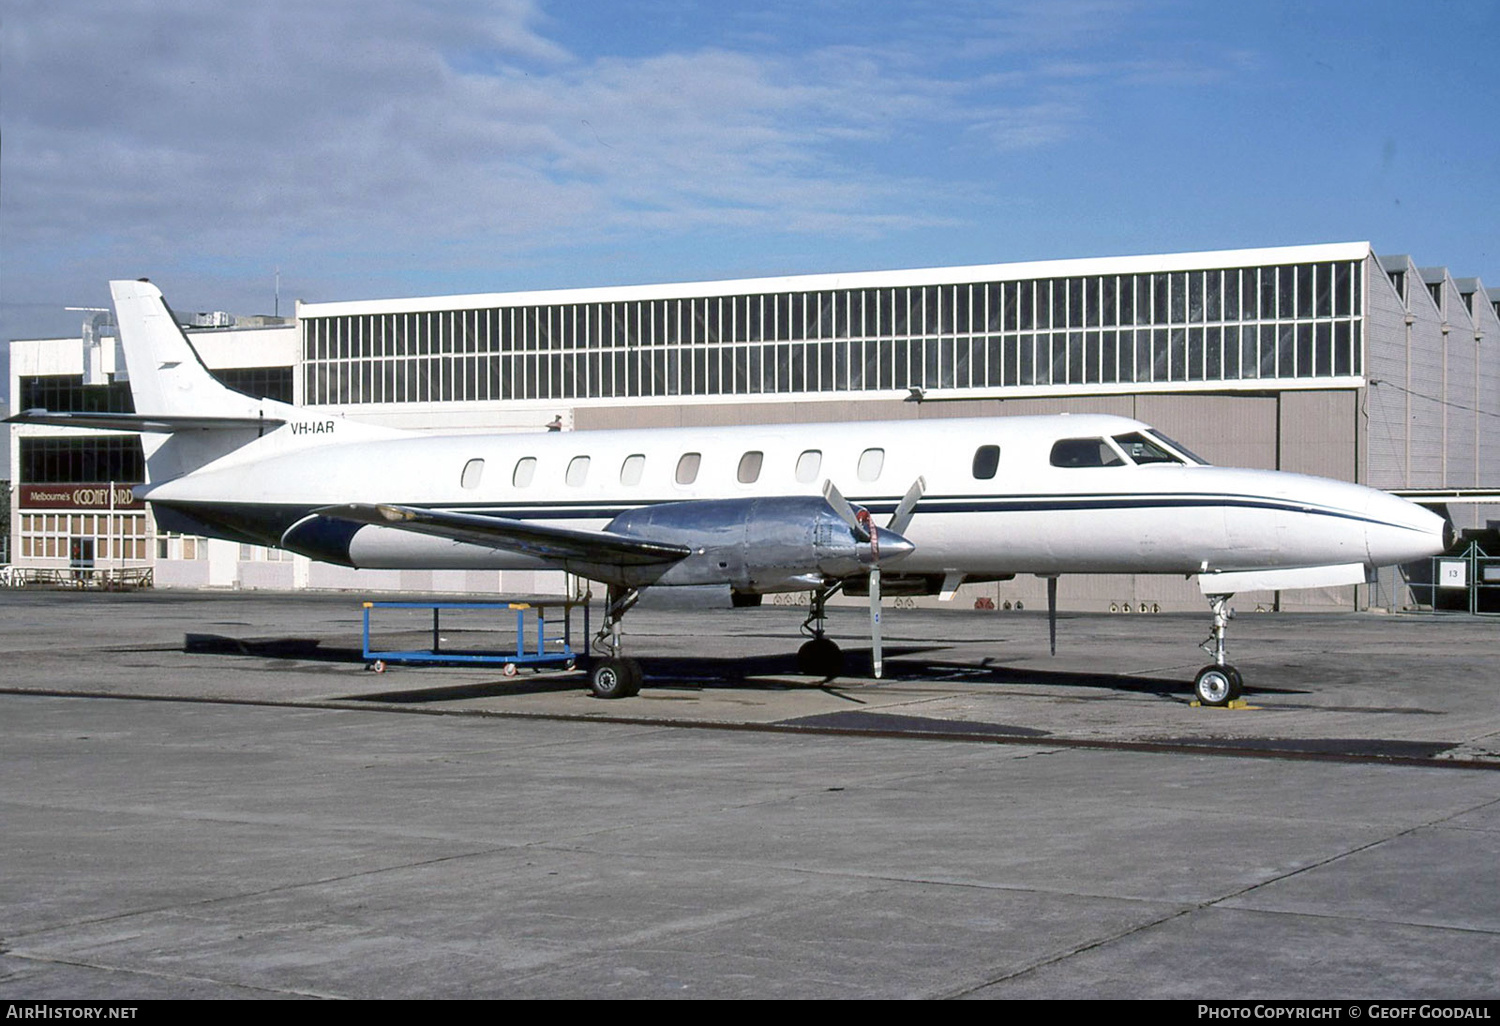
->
[1193,664,1243,706]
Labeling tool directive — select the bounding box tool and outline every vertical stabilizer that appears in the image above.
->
[110,279,287,419]
[109,279,292,483]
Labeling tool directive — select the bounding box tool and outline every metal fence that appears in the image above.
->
[1408,542,1500,615]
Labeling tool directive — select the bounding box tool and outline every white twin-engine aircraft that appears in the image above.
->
[12,280,1451,704]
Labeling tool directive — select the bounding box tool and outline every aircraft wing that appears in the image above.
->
[6,409,284,433]
[316,503,692,566]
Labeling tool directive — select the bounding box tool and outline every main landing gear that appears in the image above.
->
[797,586,846,678]
[1193,594,1243,706]
[589,585,643,699]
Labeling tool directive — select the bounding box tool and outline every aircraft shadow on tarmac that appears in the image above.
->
[178,632,1309,704]
[639,648,1314,702]
[183,633,365,663]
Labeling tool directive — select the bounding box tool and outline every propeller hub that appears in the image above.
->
[860,527,915,565]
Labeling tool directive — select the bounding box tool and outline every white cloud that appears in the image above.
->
[0,0,1244,345]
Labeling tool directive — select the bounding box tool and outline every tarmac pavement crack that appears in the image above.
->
[1,948,344,999]
[5,844,534,947]
[939,790,1500,998]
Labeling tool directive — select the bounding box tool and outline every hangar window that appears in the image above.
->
[972,445,1000,480]
[857,447,885,482]
[676,452,701,485]
[512,457,537,488]
[461,458,485,489]
[620,454,645,486]
[737,450,763,484]
[566,456,591,487]
[1049,438,1125,468]
[795,449,822,483]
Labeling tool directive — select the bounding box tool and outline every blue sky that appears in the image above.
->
[2,0,1497,375]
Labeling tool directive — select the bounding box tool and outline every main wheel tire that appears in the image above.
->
[797,636,845,678]
[1194,664,1242,706]
[590,657,642,699]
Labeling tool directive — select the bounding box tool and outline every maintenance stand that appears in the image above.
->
[362,599,585,675]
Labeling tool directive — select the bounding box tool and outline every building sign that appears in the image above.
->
[1438,559,1468,589]
[19,484,144,511]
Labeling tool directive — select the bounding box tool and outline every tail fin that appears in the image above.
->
[110,279,295,483]
[111,279,294,420]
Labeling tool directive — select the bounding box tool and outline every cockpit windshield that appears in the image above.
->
[1147,431,1210,466]
[1109,431,1210,466]
[1112,432,1181,465]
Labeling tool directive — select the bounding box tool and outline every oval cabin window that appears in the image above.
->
[795,450,822,483]
[857,447,885,482]
[676,452,701,485]
[512,457,537,487]
[461,458,485,490]
[620,454,645,486]
[566,456,591,487]
[737,451,763,484]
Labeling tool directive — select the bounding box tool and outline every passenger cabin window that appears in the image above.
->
[676,452,701,485]
[795,449,822,484]
[972,445,1000,480]
[1050,438,1126,468]
[620,454,645,486]
[512,457,537,487]
[737,450,763,484]
[566,455,590,487]
[1112,433,1181,465]
[461,458,485,490]
[857,447,885,482]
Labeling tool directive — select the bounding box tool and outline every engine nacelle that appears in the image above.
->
[606,496,899,592]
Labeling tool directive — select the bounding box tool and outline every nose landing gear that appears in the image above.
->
[1194,593,1243,706]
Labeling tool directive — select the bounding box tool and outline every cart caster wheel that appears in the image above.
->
[502,662,518,677]
[367,660,386,674]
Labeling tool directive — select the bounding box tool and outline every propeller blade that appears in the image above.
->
[887,475,926,535]
[822,480,870,541]
[870,565,883,678]
[1047,576,1058,657]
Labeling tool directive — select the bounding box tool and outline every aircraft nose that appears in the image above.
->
[1363,489,1450,566]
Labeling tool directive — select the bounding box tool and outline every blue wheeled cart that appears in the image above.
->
[361,599,587,674]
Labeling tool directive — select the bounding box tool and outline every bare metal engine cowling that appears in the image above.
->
[605,496,906,593]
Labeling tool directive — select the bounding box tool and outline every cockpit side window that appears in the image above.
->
[1050,437,1126,468]
[1112,432,1182,465]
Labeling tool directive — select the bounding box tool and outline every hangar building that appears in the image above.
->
[8,241,1500,611]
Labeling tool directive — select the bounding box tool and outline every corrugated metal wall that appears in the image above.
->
[1441,277,1478,498]
[1476,294,1500,519]
[1363,258,1411,489]
[1407,283,1448,488]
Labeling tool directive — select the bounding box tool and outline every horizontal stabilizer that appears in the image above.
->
[315,503,692,566]
[1198,562,1369,595]
[6,409,284,433]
